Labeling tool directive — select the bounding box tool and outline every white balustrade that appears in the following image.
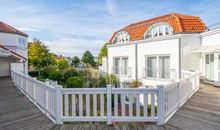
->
[11,70,200,125]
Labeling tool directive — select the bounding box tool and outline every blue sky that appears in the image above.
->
[0,0,220,57]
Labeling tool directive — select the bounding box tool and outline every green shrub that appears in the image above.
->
[36,75,46,82]
[28,71,39,77]
[63,67,79,80]
[48,71,63,81]
[66,76,82,88]
[105,74,119,87]
[41,66,56,78]
[99,76,106,87]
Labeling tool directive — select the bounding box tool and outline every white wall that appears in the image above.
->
[0,32,28,58]
[201,29,220,82]
[0,33,18,46]
[108,43,136,82]
[181,34,201,72]
[202,29,220,46]
[0,59,10,76]
[137,38,179,86]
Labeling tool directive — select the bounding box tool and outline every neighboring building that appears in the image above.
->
[0,22,28,76]
[105,13,220,87]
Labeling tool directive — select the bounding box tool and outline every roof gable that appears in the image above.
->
[0,22,28,37]
[109,13,206,43]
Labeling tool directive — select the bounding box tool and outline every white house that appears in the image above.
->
[0,22,28,77]
[104,13,220,87]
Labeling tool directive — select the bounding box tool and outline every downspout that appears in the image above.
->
[179,38,182,79]
[135,42,138,81]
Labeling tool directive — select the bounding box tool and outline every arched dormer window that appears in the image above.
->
[112,31,130,44]
[144,22,173,39]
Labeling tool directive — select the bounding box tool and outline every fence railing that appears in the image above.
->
[11,70,200,125]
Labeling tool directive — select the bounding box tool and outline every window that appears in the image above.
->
[145,55,171,79]
[159,56,170,79]
[144,22,173,39]
[18,37,26,48]
[113,57,129,76]
[112,31,130,44]
[147,56,157,78]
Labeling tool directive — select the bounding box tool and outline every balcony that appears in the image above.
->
[143,68,177,80]
[111,67,132,77]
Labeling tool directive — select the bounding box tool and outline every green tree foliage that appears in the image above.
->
[72,56,80,67]
[48,71,63,81]
[66,76,82,88]
[56,57,69,70]
[81,51,95,66]
[63,67,79,80]
[28,39,55,70]
[98,43,108,65]
[41,65,57,78]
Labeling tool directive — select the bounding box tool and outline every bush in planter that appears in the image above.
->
[28,71,39,77]
[66,76,82,88]
[63,67,79,80]
[48,71,63,81]
[105,74,120,87]
[41,66,56,78]
[36,75,46,82]
[128,80,143,88]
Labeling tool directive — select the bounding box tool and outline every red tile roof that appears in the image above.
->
[0,22,28,37]
[109,13,206,43]
[0,45,27,61]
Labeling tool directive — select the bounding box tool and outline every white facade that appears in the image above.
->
[0,32,28,76]
[107,29,220,87]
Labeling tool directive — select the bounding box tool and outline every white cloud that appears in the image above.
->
[45,38,105,57]
[105,0,119,18]
[17,27,41,32]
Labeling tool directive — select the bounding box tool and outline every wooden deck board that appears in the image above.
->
[1,77,220,130]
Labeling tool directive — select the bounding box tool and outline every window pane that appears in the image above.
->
[147,57,157,78]
[159,56,170,79]
[159,25,164,36]
[153,26,158,37]
[114,58,120,74]
[121,58,128,75]
[205,54,209,64]
[210,54,214,62]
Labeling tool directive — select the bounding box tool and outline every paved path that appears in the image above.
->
[1,77,220,130]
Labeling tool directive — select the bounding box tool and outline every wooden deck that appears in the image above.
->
[0,77,220,130]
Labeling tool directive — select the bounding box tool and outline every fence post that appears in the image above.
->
[55,86,63,124]
[157,85,165,125]
[107,85,112,125]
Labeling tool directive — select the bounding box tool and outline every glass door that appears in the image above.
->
[205,54,214,81]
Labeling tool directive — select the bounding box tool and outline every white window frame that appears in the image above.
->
[144,22,173,39]
[145,54,171,80]
[112,31,130,44]
[113,56,129,76]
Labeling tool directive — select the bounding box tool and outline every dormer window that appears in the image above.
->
[144,22,173,39]
[112,31,130,44]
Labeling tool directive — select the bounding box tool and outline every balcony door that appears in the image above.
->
[159,56,170,79]
[113,57,128,76]
[145,55,170,79]
[205,54,214,81]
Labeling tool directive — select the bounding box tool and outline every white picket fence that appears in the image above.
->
[11,70,200,125]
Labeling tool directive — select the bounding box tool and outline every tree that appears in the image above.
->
[56,57,69,70]
[28,39,55,70]
[81,51,95,66]
[98,43,108,65]
[72,56,80,67]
